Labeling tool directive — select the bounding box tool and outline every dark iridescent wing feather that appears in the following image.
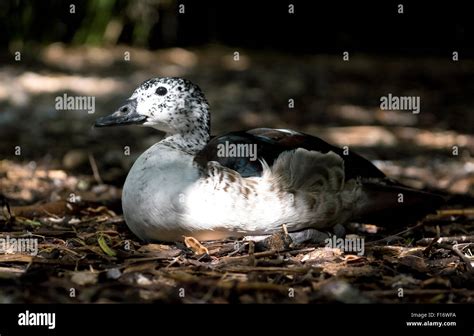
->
[194,128,386,180]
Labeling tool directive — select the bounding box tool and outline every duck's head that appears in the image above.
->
[95,77,210,137]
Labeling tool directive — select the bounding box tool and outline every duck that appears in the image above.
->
[94,77,443,243]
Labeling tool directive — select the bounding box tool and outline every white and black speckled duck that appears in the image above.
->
[95,77,443,242]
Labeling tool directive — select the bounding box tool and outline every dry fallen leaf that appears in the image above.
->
[137,244,182,258]
[85,206,116,217]
[183,236,209,255]
[97,234,117,257]
[398,255,429,273]
[0,266,26,279]
[301,248,343,264]
[70,271,98,286]
[344,254,366,264]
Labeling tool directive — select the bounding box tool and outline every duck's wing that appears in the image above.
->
[194,127,387,180]
[194,128,445,225]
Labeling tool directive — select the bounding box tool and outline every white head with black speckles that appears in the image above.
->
[131,77,211,153]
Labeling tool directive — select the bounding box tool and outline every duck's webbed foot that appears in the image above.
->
[287,228,330,245]
[244,224,347,249]
[285,224,346,245]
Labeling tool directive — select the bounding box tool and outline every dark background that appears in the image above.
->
[1,1,473,55]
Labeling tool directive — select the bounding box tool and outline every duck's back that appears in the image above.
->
[194,128,386,180]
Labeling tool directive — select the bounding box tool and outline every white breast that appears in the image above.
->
[121,143,200,241]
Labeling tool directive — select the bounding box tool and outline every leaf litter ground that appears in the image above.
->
[1,159,473,303]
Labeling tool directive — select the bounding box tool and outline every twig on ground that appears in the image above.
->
[423,225,440,256]
[88,153,103,185]
[451,243,474,273]
[227,241,248,257]
[248,240,255,266]
[436,208,474,217]
[417,235,474,246]
[365,222,425,246]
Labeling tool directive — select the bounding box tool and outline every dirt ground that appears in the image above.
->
[0,46,473,303]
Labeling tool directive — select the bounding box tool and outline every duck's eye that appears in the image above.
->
[155,86,167,96]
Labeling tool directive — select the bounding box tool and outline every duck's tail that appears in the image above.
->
[355,181,446,225]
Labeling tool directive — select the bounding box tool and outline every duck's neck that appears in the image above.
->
[160,128,210,155]
[156,99,211,155]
